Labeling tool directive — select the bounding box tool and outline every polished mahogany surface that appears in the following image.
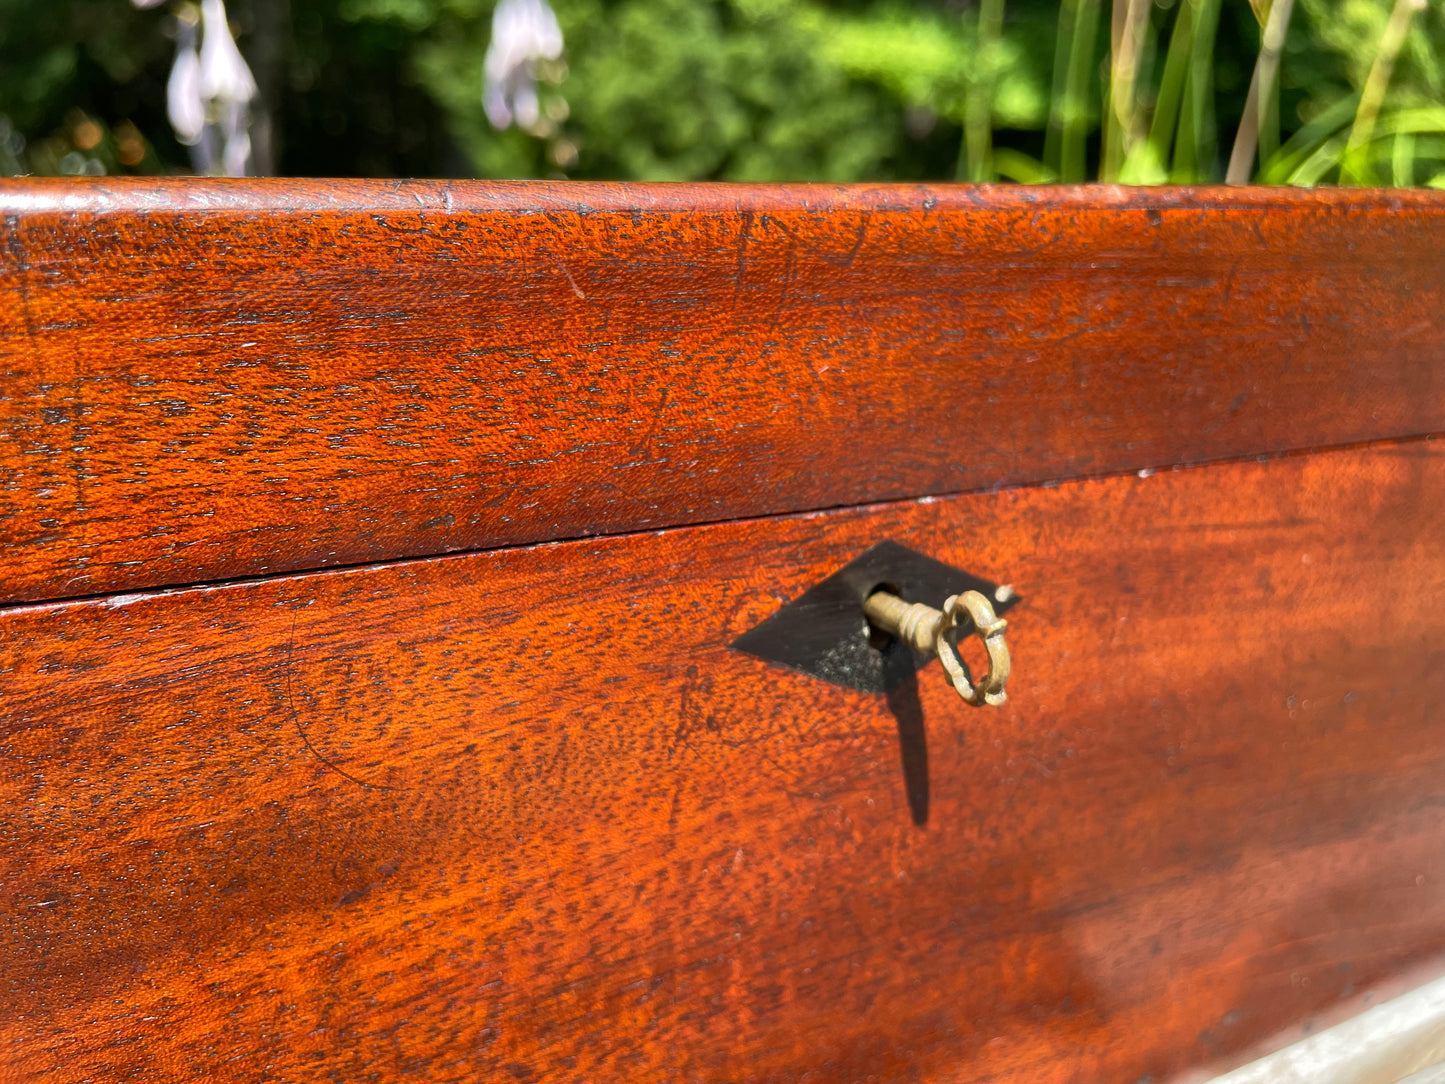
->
[3,181,1444,603]
[4,441,1444,1083]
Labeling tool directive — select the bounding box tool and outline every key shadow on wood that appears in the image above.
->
[882,641,929,826]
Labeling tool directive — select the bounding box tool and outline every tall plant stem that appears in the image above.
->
[1102,0,1153,180]
[960,0,1007,181]
[1044,0,1077,173]
[1173,0,1222,181]
[1226,0,1297,183]
[1341,0,1427,183]
[1147,2,1194,171]
[1060,0,1103,180]
[1392,129,1416,186]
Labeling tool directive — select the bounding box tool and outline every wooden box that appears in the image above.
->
[3,180,1444,1082]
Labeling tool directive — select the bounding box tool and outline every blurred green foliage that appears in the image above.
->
[2,0,1443,183]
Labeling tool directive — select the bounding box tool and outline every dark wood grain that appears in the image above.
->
[4,439,1444,1083]
[3,180,1444,604]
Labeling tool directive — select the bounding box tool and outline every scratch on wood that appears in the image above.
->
[286,611,400,791]
[733,210,755,305]
[840,212,869,270]
[559,263,586,299]
[3,214,38,347]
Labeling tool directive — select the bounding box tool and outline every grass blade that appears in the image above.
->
[1226,0,1297,183]
[1341,0,1428,184]
[960,0,1007,181]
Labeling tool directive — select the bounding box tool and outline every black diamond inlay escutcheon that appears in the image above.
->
[729,540,1021,694]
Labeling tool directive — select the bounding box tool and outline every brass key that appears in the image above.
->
[863,588,1011,706]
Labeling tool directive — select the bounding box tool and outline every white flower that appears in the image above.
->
[483,0,563,130]
[149,0,257,174]
[166,17,205,145]
[220,102,252,177]
[198,0,257,105]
